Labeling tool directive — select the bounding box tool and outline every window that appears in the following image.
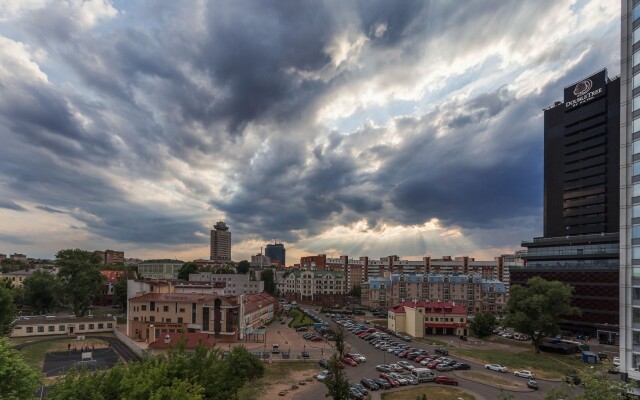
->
[150,316,155,322]
[166,318,171,323]
[635,3,640,22]
[634,140,640,155]
[89,324,94,330]
[48,325,55,332]
[133,317,139,321]
[179,308,185,313]
[634,246,640,260]
[26,327,33,333]
[59,325,65,331]
[634,204,640,218]
[141,305,147,311]
[107,323,113,329]
[98,323,104,329]
[163,306,169,312]
[635,74,640,90]
[178,317,183,323]
[634,183,640,198]
[79,324,85,330]
[37,326,44,332]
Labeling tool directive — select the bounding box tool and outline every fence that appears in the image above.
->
[112,325,150,358]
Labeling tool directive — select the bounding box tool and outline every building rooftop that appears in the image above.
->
[14,315,115,326]
[390,301,466,314]
[130,293,218,303]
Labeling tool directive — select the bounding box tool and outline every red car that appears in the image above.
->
[310,336,323,342]
[427,360,443,369]
[399,350,411,358]
[435,375,458,386]
[414,356,428,362]
[379,373,400,387]
[341,357,358,367]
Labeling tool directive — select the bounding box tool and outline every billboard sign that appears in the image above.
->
[564,70,607,110]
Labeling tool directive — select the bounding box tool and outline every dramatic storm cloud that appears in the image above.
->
[0,0,619,262]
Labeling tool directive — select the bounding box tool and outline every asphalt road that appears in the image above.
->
[293,320,565,400]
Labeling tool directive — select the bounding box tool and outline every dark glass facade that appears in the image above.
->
[519,69,620,335]
[265,243,286,267]
[544,70,620,237]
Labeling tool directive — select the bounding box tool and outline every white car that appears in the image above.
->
[485,364,508,373]
[390,373,409,385]
[316,370,330,381]
[613,356,620,367]
[514,370,535,379]
[397,361,415,371]
[405,374,419,385]
[351,354,366,362]
[389,363,404,372]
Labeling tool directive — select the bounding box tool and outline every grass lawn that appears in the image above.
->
[238,361,319,400]
[482,336,533,349]
[460,371,525,389]
[17,336,112,370]
[414,337,450,346]
[288,309,315,328]
[450,348,586,379]
[381,386,475,400]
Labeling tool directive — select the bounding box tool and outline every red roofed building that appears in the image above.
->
[147,332,216,355]
[127,291,279,343]
[388,301,468,339]
[96,270,126,305]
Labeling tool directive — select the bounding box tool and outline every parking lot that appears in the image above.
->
[288,312,562,400]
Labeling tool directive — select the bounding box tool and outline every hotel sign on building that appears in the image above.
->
[563,70,606,109]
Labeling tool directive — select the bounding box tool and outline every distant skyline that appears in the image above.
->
[0,1,619,263]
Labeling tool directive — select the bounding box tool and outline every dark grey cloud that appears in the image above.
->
[0,199,26,212]
[0,233,32,245]
[0,0,619,258]
[35,205,66,214]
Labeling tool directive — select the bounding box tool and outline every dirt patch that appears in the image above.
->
[259,369,322,400]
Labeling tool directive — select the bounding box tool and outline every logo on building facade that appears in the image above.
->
[573,79,593,97]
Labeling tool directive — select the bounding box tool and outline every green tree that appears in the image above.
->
[348,284,361,298]
[214,267,235,274]
[113,275,128,310]
[260,269,276,295]
[56,249,105,317]
[0,283,16,335]
[23,270,59,313]
[177,262,198,280]
[333,324,346,358]
[0,338,41,399]
[470,311,497,338]
[236,260,250,274]
[324,354,350,400]
[503,277,580,352]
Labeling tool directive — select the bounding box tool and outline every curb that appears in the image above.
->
[453,370,533,392]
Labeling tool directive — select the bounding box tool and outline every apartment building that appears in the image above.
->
[11,316,115,338]
[189,272,264,295]
[278,270,345,303]
[361,273,507,316]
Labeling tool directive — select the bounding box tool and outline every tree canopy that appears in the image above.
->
[0,282,17,335]
[236,260,250,274]
[56,249,105,317]
[23,270,60,314]
[503,277,580,350]
[0,338,41,399]
[48,343,264,400]
[470,311,497,338]
[177,262,198,280]
[324,354,350,400]
[259,269,276,295]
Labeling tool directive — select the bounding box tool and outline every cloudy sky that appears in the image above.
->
[0,0,619,264]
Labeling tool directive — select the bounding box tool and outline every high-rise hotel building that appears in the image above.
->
[210,221,231,261]
[621,0,640,384]
[515,68,620,336]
